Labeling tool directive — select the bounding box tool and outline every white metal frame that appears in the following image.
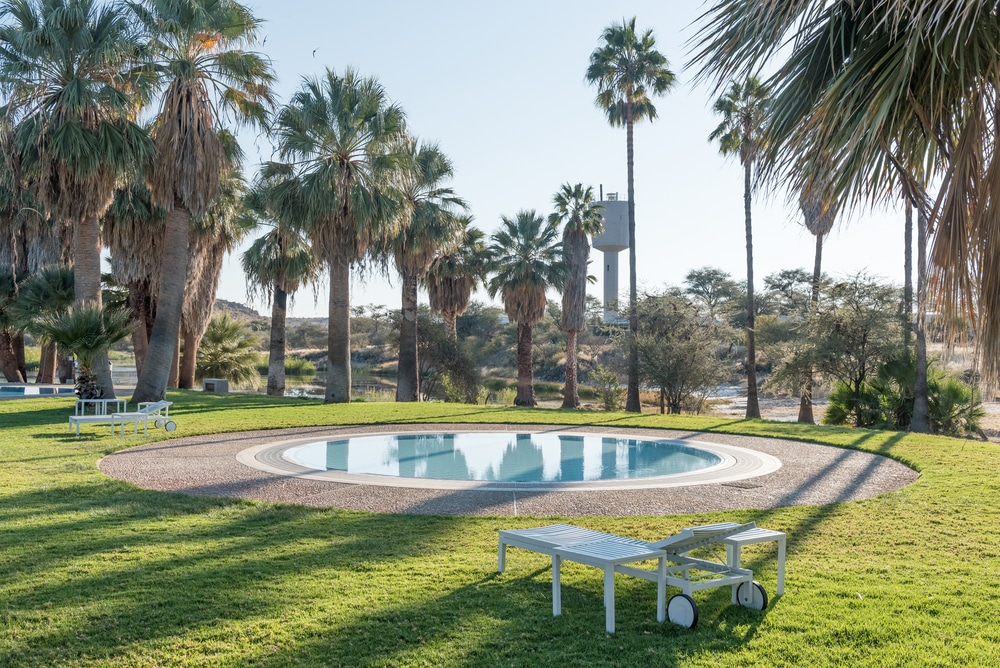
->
[499,521,769,632]
[111,400,174,436]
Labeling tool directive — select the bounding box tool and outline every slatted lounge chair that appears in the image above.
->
[68,399,128,435]
[111,400,175,436]
[499,521,777,631]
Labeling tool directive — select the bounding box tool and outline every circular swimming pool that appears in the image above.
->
[237,428,783,491]
[284,432,722,483]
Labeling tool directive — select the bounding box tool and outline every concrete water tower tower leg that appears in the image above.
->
[603,251,619,324]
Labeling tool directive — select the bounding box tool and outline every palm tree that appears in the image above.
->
[796,172,838,423]
[426,217,488,342]
[242,166,320,397]
[35,305,131,398]
[549,183,603,409]
[103,178,166,375]
[0,0,156,398]
[129,0,274,403]
[709,76,770,419]
[9,265,74,383]
[194,313,260,389]
[386,139,465,402]
[586,17,676,413]
[178,142,255,389]
[487,210,565,407]
[271,68,408,403]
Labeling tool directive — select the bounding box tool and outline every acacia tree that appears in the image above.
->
[129,0,274,403]
[709,76,770,419]
[271,68,408,403]
[487,210,565,407]
[549,183,603,409]
[0,0,155,398]
[586,16,676,413]
[387,139,465,402]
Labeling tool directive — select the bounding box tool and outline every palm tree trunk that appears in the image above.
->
[13,333,26,381]
[562,329,579,408]
[132,206,191,402]
[443,311,457,342]
[168,335,180,389]
[128,280,152,374]
[396,272,419,402]
[798,232,823,423]
[326,260,352,403]
[267,284,288,397]
[743,162,761,419]
[911,206,930,433]
[36,342,56,383]
[178,326,200,389]
[624,114,641,413]
[74,213,116,398]
[57,351,74,383]
[514,321,535,406]
[903,201,913,328]
[0,330,24,382]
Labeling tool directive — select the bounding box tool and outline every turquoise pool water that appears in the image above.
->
[284,432,722,483]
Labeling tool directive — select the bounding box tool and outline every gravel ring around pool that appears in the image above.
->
[96,424,919,517]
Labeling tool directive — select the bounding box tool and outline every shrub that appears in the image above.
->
[590,365,625,411]
[196,314,262,389]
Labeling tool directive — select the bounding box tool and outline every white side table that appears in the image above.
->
[723,528,786,603]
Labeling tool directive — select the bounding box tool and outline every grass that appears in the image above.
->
[2,392,1000,666]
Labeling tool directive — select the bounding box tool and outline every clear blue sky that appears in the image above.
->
[217,0,908,318]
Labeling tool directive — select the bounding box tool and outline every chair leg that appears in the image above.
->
[657,556,666,623]
[777,537,786,596]
[604,567,615,633]
[729,544,742,604]
[497,539,506,573]
[552,554,562,617]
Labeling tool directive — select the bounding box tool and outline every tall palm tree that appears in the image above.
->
[796,173,838,423]
[129,0,274,403]
[0,0,155,398]
[709,76,770,419]
[103,178,165,375]
[242,165,320,397]
[487,210,565,407]
[271,68,408,403]
[586,17,676,413]
[689,1,1000,430]
[179,163,255,389]
[386,139,465,402]
[425,216,488,342]
[549,183,603,409]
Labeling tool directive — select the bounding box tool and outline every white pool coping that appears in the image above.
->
[236,428,782,492]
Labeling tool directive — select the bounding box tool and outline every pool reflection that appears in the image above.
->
[296,433,720,482]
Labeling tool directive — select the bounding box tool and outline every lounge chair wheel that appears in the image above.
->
[164,420,176,432]
[736,581,768,611]
[667,594,698,629]
[154,419,165,429]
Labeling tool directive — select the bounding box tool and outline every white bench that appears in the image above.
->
[111,401,175,436]
[68,398,128,434]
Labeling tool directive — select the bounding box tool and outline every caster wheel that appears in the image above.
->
[737,581,768,611]
[164,420,177,432]
[667,593,699,629]
[154,419,165,429]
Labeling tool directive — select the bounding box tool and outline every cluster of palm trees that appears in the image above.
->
[0,0,272,402]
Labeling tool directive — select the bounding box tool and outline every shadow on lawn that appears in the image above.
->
[244,566,770,668]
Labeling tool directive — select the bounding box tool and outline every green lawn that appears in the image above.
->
[2,392,1000,667]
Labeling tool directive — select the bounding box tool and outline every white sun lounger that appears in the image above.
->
[111,400,175,436]
[499,521,780,632]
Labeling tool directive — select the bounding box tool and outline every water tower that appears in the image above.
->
[591,189,628,323]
